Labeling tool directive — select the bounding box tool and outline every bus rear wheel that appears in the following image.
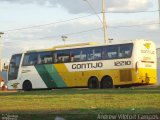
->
[23,80,32,91]
[88,77,99,89]
[101,76,113,89]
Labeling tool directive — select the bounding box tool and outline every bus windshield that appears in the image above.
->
[8,54,22,81]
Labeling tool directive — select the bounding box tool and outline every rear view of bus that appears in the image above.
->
[133,40,157,85]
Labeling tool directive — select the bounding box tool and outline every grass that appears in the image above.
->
[0,88,160,120]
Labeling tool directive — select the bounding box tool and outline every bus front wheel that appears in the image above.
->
[88,77,99,89]
[23,80,32,91]
[100,76,113,89]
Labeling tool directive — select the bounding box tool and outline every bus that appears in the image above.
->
[7,39,157,90]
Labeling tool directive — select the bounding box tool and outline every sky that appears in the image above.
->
[0,0,160,64]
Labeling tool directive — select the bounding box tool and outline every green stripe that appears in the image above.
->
[35,64,67,88]
[44,64,67,87]
[35,65,57,88]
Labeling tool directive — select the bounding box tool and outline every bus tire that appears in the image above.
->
[23,80,32,91]
[88,77,99,89]
[100,76,113,89]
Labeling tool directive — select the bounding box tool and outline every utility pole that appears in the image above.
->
[158,0,160,24]
[0,32,4,72]
[84,0,109,44]
[102,0,108,44]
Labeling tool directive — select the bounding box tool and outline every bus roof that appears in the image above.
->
[27,42,101,53]
[52,42,98,49]
[25,39,153,53]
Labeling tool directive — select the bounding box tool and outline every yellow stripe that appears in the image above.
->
[54,64,76,86]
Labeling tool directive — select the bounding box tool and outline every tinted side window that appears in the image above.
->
[87,48,94,61]
[86,47,102,61]
[53,52,58,63]
[81,49,87,61]
[102,45,118,59]
[70,49,82,62]
[56,50,70,63]
[102,46,108,59]
[23,53,38,66]
[37,52,53,64]
[93,47,102,60]
[118,44,133,58]
[70,48,87,62]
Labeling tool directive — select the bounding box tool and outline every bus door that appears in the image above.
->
[8,54,22,81]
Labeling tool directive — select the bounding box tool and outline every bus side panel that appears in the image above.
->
[34,64,68,88]
[54,64,83,87]
[65,60,134,86]
[19,66,48,89]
